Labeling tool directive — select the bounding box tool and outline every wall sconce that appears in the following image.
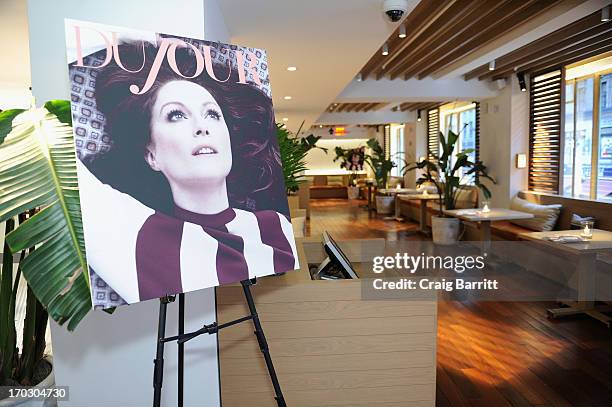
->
[516,153,527,169]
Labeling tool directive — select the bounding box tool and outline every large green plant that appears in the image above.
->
[404,128,495,216]
[364,138,396,189]
[333,146,365,185]
[277,122,326,193]
[0,101,92,386]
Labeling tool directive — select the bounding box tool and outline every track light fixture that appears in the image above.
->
[517,72,527,92]
[602,6,610,22]
[382,43,389,56]
[488,60,495,71]
[356,72,363,82]
[417,109,422,122]
[399,24,406,38]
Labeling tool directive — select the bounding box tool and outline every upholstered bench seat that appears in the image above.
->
[309,185,348,199]
[490,221,532,241]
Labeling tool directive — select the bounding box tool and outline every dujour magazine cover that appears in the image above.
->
[64,19,299,308]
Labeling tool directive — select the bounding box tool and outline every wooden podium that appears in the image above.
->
[216,237,438,406]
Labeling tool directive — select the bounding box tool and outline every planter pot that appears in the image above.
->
[431,216,460,245]
[0,357,55,407]
[375,196,395,215]
[347,186,360,200]
[291,216,306,238]
[287,195,300,211]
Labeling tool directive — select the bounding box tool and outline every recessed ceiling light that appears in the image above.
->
[356,73,363,82]
[282,117,289,122]
[284,96,292,100]
[287,66,297,71]
[319,125,323,128]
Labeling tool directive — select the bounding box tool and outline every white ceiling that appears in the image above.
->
[218,0,418,132]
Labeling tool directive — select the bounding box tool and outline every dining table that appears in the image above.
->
[398,193,441,233]
[443,208,534,252]
[519,228,612,327]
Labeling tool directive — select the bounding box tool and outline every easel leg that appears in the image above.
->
[178,293,185,407]
[241,279,287,407]
[153,297,172,407]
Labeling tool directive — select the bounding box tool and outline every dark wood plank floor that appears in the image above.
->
[308,199,612,407]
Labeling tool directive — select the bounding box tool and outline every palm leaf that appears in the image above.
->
[0,108,91,331]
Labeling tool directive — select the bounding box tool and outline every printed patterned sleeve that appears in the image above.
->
[76,159,155,303]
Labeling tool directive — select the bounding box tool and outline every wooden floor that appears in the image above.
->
[308,199,612,407]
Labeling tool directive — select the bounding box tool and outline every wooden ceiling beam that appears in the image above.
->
[357,103,372,112]
[399,0,521,79]
[491,33,612,79]
[464,11,605,80]
[336,103,350,113]
[477,23,612,81]
[362,103,381,112]
[370,1,459,80]
[360,0,452,79]
[399,102,413,112]
[418,0,562,79]
[384,0,486,80]
[353,103,369,112]
[507,42,612,79]
[346,103,360,112]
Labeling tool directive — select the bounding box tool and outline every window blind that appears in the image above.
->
[427,108,440,160]
[529,69,562,193]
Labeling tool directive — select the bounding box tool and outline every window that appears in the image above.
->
[598,73,612,200]
[561,57,612,201]
[563,77,594,199]
[389,124,404,177]
[440,103,478,183]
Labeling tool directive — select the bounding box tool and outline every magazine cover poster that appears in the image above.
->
[65,19,299,308]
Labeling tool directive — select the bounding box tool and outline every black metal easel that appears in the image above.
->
[152,278,286,407]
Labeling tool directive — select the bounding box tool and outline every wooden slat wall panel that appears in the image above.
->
[217,278,437,407]
[528,69,562,193]
[427,109,440,160]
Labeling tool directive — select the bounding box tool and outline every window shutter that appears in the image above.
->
[529,69,562,193]
[427,108,440,160]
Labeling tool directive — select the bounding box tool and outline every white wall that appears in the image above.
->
[479,76,529,208]
[0,0,32,108]
[50,290,219,407]
[403,122,417,188]
[305,138,369,175]
[27,1,222,406]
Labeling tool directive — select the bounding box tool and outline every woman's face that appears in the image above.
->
[146,80,232,188]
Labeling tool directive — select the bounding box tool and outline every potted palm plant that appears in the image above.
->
[276,122,325,236]
[0,101,92,405]
[404,129,495,244]
[333,146,365,200]
[363,138,396,215]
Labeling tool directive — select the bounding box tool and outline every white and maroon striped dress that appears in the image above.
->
[77,160,299,304]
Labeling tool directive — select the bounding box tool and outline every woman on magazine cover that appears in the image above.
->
[76,41,298,304]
